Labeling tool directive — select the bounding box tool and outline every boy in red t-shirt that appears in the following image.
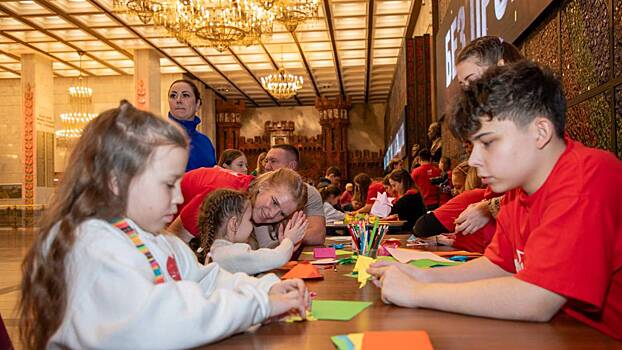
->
[369,61,622,339]
[410,149,442,210]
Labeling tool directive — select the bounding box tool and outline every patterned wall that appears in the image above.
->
[517,0,621,157]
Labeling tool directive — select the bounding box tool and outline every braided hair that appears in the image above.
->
[198,189,250,255]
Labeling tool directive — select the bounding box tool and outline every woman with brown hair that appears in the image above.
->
[387,169,426,231]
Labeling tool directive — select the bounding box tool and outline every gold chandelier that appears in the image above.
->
[114,0,317,50]
[272,0,319,32]
[56,52,97,141]
[261,66,303,100]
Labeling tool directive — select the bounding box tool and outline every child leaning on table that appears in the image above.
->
[19,101,309,350]
[368,61,622,340]
[199,189,308,274]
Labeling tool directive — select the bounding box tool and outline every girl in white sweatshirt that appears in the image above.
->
[19,102,308,350]
[199,189,308,274]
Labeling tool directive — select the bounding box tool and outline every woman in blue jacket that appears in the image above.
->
[168,79,216,171]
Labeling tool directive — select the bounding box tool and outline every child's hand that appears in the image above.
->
[283,211,308,245]
[268,279,310,319]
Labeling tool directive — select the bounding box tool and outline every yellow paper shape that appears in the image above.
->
[353,255,375,288]
[349,333,364,350]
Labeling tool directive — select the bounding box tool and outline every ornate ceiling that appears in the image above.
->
[0,0,422,106]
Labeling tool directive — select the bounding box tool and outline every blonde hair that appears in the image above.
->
[198,189,249,255]
[19,101,188,350]
[248,168,308,215]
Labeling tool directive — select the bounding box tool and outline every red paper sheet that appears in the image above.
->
[314,247,337,259]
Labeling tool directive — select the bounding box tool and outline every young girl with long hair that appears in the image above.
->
[197,189,307,274]
[19,102,308,349]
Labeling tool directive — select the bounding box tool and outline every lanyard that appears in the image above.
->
[111,218,165,284]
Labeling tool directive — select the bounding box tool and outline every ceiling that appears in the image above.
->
[0,0,422,107]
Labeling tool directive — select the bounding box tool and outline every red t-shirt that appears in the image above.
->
[433,188,497,253]
[411,163,442,207]
[179,167,254,236]
[485,138,622,340]
[366,182,386,205]
[340,190,353,205]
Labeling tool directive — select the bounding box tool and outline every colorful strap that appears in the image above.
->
[111,218,165,284]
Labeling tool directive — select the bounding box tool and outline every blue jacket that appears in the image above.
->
[169,113,216,171]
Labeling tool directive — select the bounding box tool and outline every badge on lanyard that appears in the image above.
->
[167,255,182,281]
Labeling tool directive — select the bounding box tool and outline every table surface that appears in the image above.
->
[326,220,406,228]
[198,237,622,350]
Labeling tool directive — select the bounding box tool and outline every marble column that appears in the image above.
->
[133,49,161,113]
[21,53,54,205]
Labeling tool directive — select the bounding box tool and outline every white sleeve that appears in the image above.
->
[55,238,275,350]
[323,202,346,222]
[211,240,294,275]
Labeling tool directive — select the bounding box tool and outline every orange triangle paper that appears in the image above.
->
[281,263,323,280]
[362,330,434,350]
[278,261,299,270]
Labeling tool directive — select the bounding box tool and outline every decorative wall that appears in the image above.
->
[518,0,621,157]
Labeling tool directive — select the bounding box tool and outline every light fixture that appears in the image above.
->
[56,51,97,141]
[261,47,303,100]
[272,0,320,32]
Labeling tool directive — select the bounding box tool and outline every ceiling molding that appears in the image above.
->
[33,0,133,59]
[0,63,20,76]
[322,0,345,97]
[0,49,21,61]
[0,2,128,76]
[0,31,92,75]
[291,33,320,97]
[228,47,280,106]
[405,0,423,39]
[364,0,374,103]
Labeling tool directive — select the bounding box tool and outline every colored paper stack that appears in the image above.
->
[347,220,389,258]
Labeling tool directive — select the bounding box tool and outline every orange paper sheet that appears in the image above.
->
[281,263,323,280]
[362,330,434,350]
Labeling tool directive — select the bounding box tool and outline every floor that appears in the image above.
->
[1,227,35,350]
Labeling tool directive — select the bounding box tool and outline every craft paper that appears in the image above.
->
[331,335,355,350]
[411,259,460,269]
[278,261,298,270]
[311,300,372,321]
[310,258,339,265]
[386,247,454,264]
[283,310,317,323]
[361,331,434,350]
[302,249,352,257]
[314,247,337,259]
[353,255,375,288]
[349,333,364,349]
[281,263,323,280]
[370,192,395,218]
[433,250,482,257]
[326,236,352,242]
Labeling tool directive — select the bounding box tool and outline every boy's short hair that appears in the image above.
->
[271,144,300,163]
[326,166,341,177]
[449,60,566,140]
[417,149,432,162]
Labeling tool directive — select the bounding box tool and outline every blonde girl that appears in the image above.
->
[198,189,307,274]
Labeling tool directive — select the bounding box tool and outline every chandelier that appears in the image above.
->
[261,66,303,100]
[56,52,97,141]
[114,0,317,50]
[272,0,320,32]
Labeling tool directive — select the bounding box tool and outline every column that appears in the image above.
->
[21,53,54,205]
[133,49,161,113]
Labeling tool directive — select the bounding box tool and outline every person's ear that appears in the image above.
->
[533,116,554,149]
[497,58,506,66]
[195,98,201,111]
[288,160,298,170]
[225,216,238,240]
[109,174,120,196]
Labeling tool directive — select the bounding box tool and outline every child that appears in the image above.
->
[319,185,346,223]
[368,61,622,339]
[198,189,308,274]
[19,102,309,349]
[410,149,442,210]
[218,149,248,174]
[387,169,425,231]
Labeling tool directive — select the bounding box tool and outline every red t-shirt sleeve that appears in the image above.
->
[366,182,385,205]
[515,195,612,308]
[434,188,487,231]
[179,187,217,237]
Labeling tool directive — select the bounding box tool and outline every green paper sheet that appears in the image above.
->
[311,300,373,321]
[410,259,460,269]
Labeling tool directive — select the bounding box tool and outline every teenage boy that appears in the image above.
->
[368,61,622,340]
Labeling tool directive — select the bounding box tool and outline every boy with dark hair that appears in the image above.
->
[369,61,622,339]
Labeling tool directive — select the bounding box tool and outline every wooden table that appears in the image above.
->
[199,239,622,350]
